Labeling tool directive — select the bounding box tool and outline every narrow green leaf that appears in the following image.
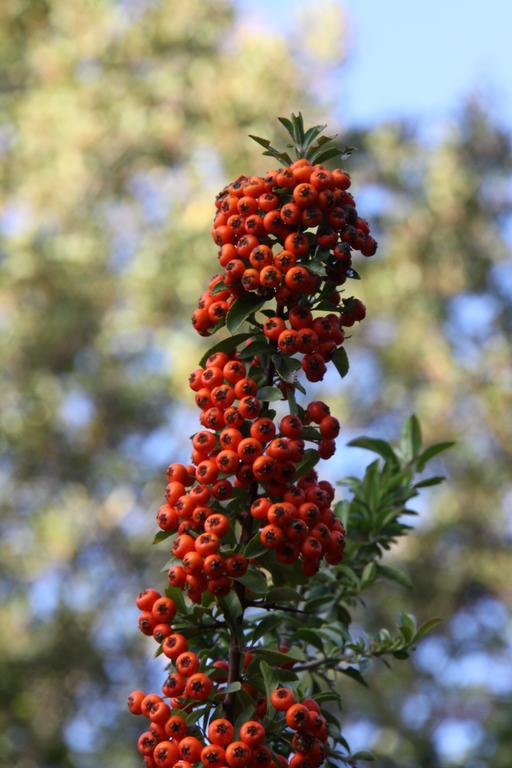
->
[244,533,267,559]
[415,476,446,488]
[294,448,321,480]
[222,681,242,695]
[257,386,283,402]
[416,441,455,471]
[331,347,349,378]
[250,614,283,642]
[291,112,305,144]
[237,567,268,596]
[165,585,188,614]
[340,666,368,688]
[400,414,422,460]
[399,612,417,642]
[218,591,243,626]
[272,354,301,382]
[361,561,377,587]
[302,124,327,151]
[351,750,376,761]
[211,280,228,296]
[296,628,325,652]
[414,617,443,642]
[312,690,342,703]
[347,437,399,465]
[266,586,302,603]
[233,689,257,727]
[226,295,266,333]
[301,426,322,441]
[249,135,272,149]
[153,530,175,544]
[277,116,295,140]
[251,647,302,666]
[333,500,350,531]
[259,660,278,711]
[377,563,413,590]
[199,332,254,368]
[286,386,298,416]
[311,146,345,165]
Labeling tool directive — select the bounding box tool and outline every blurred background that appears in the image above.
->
[0,1,511,766]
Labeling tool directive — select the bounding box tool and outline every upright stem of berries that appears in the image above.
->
[129,114,377,768]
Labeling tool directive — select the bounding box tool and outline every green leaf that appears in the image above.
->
[286,386,298,416]
[211,280,228,296]
[218,591,243,627]
[302,124,327,151]
[416,441,455,471]
[251,647,302,666]
[257,386,283,402]
[249,135,272,149]
[234,688,256,728]
[237,567,268,596]
[226,295,267,333]
[222,681,242,695]
[244,533,267,559]
[153,530,175,544]
[331,347,349,378]
[277,116,295,140]
[340,666,368,688]
[301,426,322,441]
[250,614,283,642]
[266,586,302,603]
[333,500,350,531]
[377,563,413,590]
[311,146,345,165]
[296,628,325,652]
[399,612,417,642]
[414,475,446,488]
[400,414,422,460]
[165,585,188,614]
[233,688,256,727]
[199,332,254,368]
[361,561,377,587]
[312,690,342,703]
[351,750,376,761]
[272,354,301,382]
[347,437,399,465]
[291,112,305,145]
[259,660,278,711]
[294,448,320,481]
[306,259,326,277]
[414,617,443,642]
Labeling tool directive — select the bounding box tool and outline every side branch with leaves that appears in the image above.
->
[127,115,450,768]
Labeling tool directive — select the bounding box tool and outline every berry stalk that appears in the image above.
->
[128,114,378,768]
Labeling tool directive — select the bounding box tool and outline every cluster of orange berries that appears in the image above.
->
[130,120,377,768]
[145,348,345,605]
[129,684,329,768]
[262,301,364,382]
[192,159,376,338]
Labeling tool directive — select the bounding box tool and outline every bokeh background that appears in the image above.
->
[1,1,511,766]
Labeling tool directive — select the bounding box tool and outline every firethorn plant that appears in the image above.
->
[129,115,452,767]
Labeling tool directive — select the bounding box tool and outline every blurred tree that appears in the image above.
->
[0,1,332,766]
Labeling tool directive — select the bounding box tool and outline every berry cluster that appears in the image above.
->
[129,683,329,768]
[192,158,375,341]
[129,116,377,768]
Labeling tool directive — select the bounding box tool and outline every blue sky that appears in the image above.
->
[237,0,512,128]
